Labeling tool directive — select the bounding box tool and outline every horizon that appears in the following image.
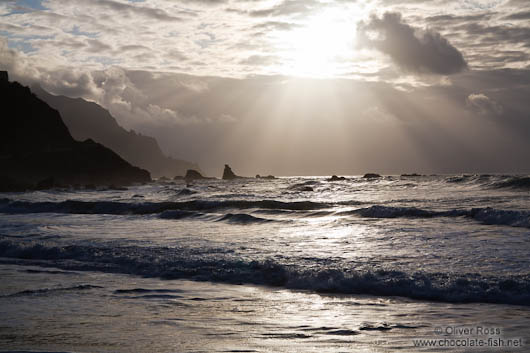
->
[1,0,529,176]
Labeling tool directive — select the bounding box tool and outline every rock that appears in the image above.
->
[0,73,151,189]
[256,174,276,179]
[401,173,421,177]
[185,169,209,180]
[36,177,56,190]
[223,164,241,180]
[328,175,346,181]
[0,71,8,82]
[108,185,128,191]
[0,175,30,192]
[363,173,381,179]
[300,186,313,192]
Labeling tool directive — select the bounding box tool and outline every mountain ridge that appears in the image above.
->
[32,85,199,178]
[0,72,150,189]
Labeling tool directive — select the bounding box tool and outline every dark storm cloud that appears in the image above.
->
[357,12,468,75]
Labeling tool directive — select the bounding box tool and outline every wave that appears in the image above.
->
[492,176,530,191]
[443,174,530,191]
[1,239,529,306]
[114,288,184,294]
[216,213,274,224]
[177,188,197,196]
[352,205,530,228]
[0,198,330,216]
[2,284,103,297]
[159,210,205,220]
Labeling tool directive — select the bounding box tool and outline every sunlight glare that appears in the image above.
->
[278,11,356,77]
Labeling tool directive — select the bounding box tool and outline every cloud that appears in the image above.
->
[454,22,530,47]
[357,12,468,75]
[467,93,503,115]
[88,0,183,22]
[239,55,279,66]
[247,0,322,18]
[503,10,530,20]
[252,21,300,31]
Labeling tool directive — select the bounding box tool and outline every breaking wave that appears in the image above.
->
[0,198,330,215]
[444,174,530,191]
[353,206,530,228]
[216,213,275,224]
[0,239,528,306]
[492,176,530,191]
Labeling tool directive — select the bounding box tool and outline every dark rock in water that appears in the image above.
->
[256,174,276,179]
[363,173,381,179]
[223,164,242,180]
[185,169,210,180]
[328,175,346,181]
[173,175,184,180]
[401,173,421,177]
[300,186,313,192]
[0,73,151,190]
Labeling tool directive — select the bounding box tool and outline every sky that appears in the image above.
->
[1,0,529,176]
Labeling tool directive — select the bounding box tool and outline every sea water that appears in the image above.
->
[0,175,529,352]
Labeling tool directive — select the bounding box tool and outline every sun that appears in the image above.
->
[276,10,357,77]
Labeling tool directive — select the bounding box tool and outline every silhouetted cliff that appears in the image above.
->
[0,73,150,189]
[32,86,199,178]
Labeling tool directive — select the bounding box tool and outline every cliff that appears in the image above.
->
[0,73,150,189]
[32,85,199,178]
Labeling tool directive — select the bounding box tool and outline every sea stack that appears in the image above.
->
[222,164,239,180]
[185,169,208,180]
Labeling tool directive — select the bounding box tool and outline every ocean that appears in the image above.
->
[0,175,529,352]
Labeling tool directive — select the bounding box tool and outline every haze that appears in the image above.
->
[1,0,529,176]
